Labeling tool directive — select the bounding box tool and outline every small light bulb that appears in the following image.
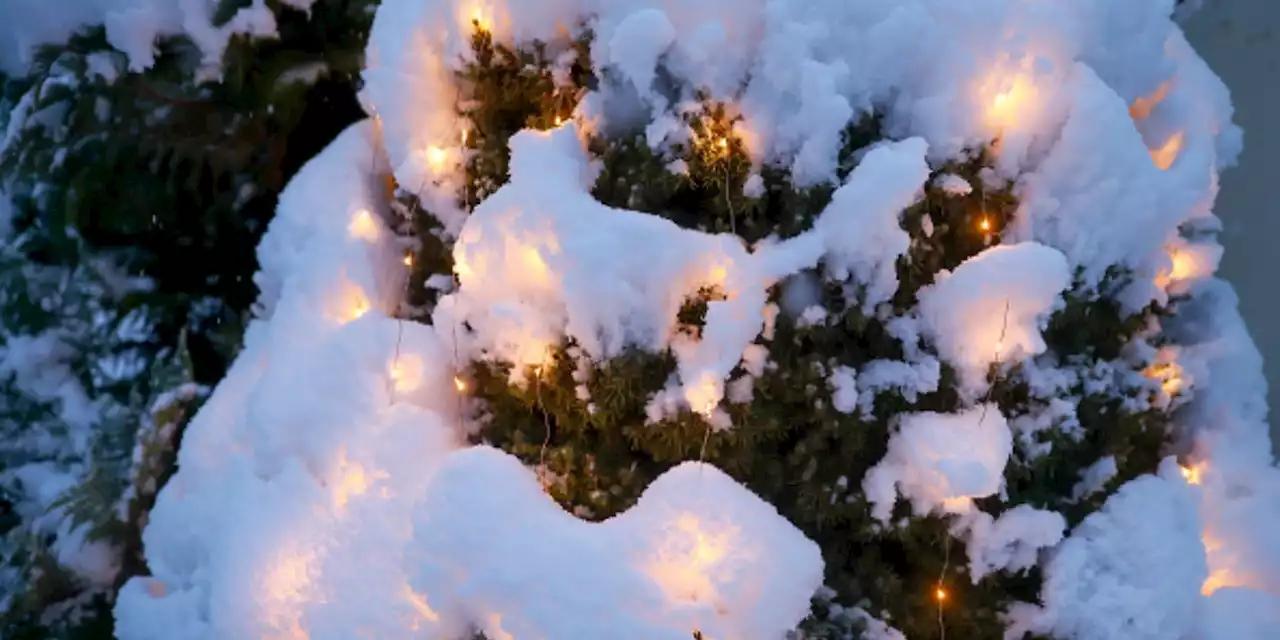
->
[403,253,413,267]
[979,217,992,231]
[935,587,947,601]
[554,115,563,126]
[427,146,448,171]
[453,376,468,393]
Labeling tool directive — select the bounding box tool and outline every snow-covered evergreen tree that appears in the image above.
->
[86,0,1280,639]
[0,1,375,635]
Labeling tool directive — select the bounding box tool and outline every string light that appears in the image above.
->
[470,7,492,33]
[348,209,380,241]
[453,375,468,393]
[426,146,448,173]
[935,586,948,602]
[535,363,553,491]
[403,253,414,267]
[347,299,370,322]
[554,115,563,126]
[1180,463,1204,485]
[979,217,992,232]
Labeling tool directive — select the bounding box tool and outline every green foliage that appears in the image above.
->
[418,24,1185,640]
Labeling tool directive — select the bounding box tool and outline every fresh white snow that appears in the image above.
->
[96,0,1280,638]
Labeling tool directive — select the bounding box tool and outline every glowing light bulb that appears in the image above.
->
[471,6,491,32]
[349,209,379,241]
[348,300,369,321]
[979,217,992,232]
[1180,463,1203,485]
[935,587,948,602]
[426,146,448,172]
[403,253,414,267]
[554,115,563,126]
[454,376,468,393]
[461,127,470,145]
[717,137,728,151]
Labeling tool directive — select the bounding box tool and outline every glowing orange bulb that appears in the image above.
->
[554,115,563,126]
[471,9,491,32]
[1180,463,1203,485]
[979,217,992,231]
[935,587,947,601]
[403,253,413,267]
[349,209,380,241]
[453,376,468,393]
[426,146,448,172]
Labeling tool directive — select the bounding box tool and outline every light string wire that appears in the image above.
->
[939,299,1010,639]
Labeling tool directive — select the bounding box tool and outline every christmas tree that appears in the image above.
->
[106,0,1280,639]
[0,1,374,635]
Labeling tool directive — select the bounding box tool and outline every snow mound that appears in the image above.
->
[113,121,463,639]
[917,242,1071,393]
[408,446,824,640]
[1007,459,1208,640]
[862,404,1012,522]
[440,123,928,414]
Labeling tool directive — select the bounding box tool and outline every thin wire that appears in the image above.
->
[698,407,713,468]
[724,163,736,236]
[937,535,951,640]
[979,299,1012,424]
[939,298,1010,638]
[452,315,464,420]
[536,368,552,491]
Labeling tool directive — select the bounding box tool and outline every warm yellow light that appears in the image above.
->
[453,376,468,393]
[1129,81,1171,121]
[259,547,314,639]
[405,585,441,627]
[717,137,728,151]
[644,513,734,605]
[461,127,470,146]
[403,253,414,267]
[1180,463,1203,486]
[979,217,992,232]
[1202,569,1233,596]
[470,5,492,33]
[935,587,948,602]
[348,299,369,322]
[348,209,380,242]
[983,74,1037,131]
[426,145,449,173]
[1151,131,1184,171]
[554,115,563,126]
[1144,360,1185,396]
